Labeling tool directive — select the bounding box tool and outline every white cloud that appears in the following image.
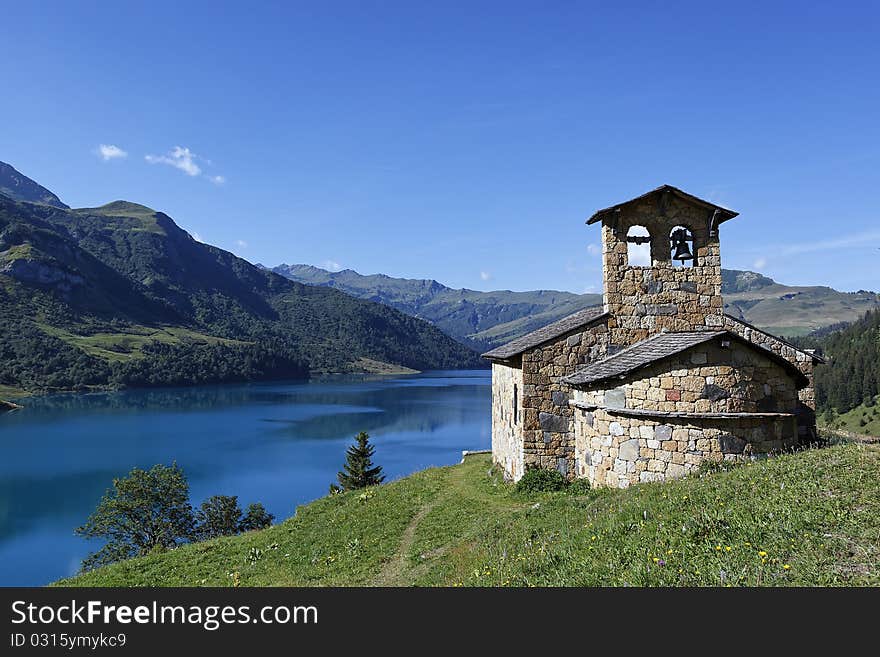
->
[752,257,767,270]
[96,144,127,161]
[144,145,227,184]
[145,146,202,176]
[480,271,491,281]
[321,259,343,272]
[777,230,880,256]
[586,243,601,256]
[235,239,248,249]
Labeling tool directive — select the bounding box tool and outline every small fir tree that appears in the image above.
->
[333,431,385,492]
[239,503,275,532]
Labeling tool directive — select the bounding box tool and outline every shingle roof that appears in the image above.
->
[562,331,726,386]
[586,184,738,225]
[481,306,608,361]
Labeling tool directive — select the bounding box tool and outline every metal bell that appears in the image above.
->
[670,229,694,263]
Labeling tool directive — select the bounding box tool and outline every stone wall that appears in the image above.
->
[491,362,524,480]
[723,315,817,442]
[573,411,798,488]
[570,340,802,488]
[601,194,723,347]
[518,319,611,479]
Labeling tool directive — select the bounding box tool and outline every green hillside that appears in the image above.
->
[58,444,880,587]
[273,264,878,348]
[0,167,482,395]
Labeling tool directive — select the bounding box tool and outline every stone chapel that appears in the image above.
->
[483,185,822,488]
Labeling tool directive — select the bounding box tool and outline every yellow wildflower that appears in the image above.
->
[783,564,791,570]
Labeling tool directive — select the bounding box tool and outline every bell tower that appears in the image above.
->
[588,185,738,348]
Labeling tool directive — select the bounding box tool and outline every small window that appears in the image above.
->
[513,384,518,425]
[670,226,695,267]
[626,226,651,266]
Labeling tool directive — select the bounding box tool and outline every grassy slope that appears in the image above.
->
[37,324,251,363]
[0,384,28,399]
[58,443,880,587]
[820,397,880,437]
[723,285,878,338]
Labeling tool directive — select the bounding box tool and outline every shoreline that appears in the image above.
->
[1,399,23,412]
[0,367,490,403]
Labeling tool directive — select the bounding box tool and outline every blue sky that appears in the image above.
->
[2,1,878,293]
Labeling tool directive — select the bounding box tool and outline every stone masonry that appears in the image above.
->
[491,361,524,480]
[601,190,724,344]
[519,318,611,477]
[569,338,801,488]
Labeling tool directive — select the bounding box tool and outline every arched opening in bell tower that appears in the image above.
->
[626,225,651,266]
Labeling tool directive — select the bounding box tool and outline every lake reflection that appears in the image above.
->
[0,370,490,585]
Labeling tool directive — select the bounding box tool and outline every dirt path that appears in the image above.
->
[371,501,436,586]
[371,457,519,586]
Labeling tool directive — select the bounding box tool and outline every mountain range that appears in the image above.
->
[0,161,482,396]
[267,264,602,351]
[269,263,879,349]
[2,158,876,399]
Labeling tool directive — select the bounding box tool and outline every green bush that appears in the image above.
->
[515,467,593,494]
[698,458,747,475]
[566,478,592,495]
[515,467,568,493]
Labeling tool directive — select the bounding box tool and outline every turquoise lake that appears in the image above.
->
[0,369,491,586]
